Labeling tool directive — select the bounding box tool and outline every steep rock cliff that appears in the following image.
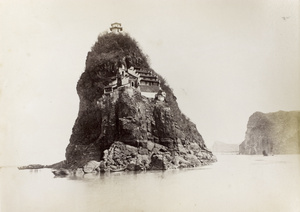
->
[239,111,300,155]
[64,32,216,170]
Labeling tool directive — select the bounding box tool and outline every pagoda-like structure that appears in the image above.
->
[110,23,123,33]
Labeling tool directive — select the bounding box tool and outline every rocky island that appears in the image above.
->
[20,23,216,175]
[239,111,300,155]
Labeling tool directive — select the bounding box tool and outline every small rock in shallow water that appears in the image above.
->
[52,168,70,176]
[149,154,167,170]
[75,168,84,176]
[126,163,142,171]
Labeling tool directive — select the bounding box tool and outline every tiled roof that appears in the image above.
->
[140,85,160,93]
[140,78,159,82]
[136,69,150,74]
[139,74,157,78]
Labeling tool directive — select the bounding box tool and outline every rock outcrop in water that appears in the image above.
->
[239,111,300,155]
[61,28,216,172]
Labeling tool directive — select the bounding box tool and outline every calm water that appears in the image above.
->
[1,155,300,212]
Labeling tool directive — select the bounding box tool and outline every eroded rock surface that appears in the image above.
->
[239,111,300,155]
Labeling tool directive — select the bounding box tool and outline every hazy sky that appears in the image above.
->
[0,0,299,166]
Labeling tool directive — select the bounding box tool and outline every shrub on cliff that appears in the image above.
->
[77,32,149,103]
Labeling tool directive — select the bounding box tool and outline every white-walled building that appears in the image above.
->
[104,66,161,99]
[110,23,123,33]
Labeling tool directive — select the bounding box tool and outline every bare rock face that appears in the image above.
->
[239,111,300,155]
[64,32,216,171]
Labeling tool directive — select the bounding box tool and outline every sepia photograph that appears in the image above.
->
[0,0,299,211]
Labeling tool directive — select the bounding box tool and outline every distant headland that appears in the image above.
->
[239,110,300,155]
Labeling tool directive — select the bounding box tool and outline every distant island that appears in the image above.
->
[211,141,239,154]
[239,111,300,155]
[20,23,216,174]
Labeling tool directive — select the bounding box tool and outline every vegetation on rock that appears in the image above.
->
[77,32,149,103]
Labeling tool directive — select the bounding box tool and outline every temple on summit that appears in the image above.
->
[110,22,123,33]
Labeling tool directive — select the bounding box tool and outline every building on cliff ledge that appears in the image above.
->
[110,22,123,33]
[104,65,161,99]
[135,68,160,98]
